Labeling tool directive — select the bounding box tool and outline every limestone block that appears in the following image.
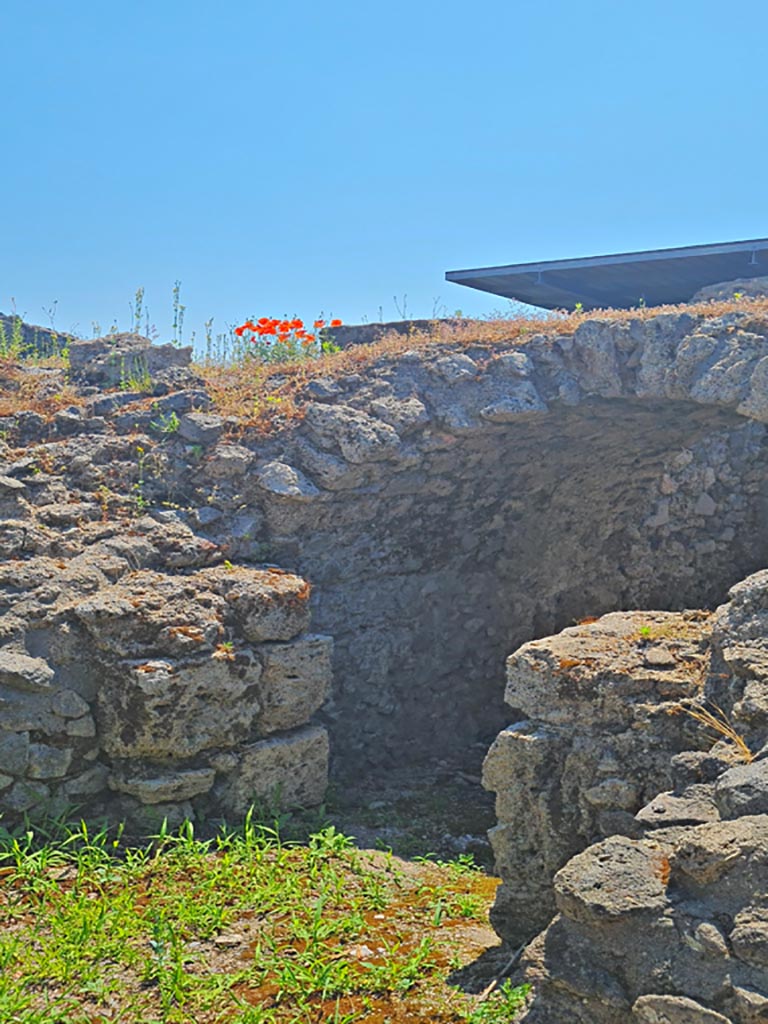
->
[0,650,54,692]
[65,715,96,737]
[68,334,191,385]
[487,351,535,378]
[554,836,669,925]
[504,611,708,728]
[480,382,547,422]
[635,786,720,829]
[177,412,225,445]
[726,985,768,1022]
[51,689,91,718]
[216,724,329,816]
[729,908,768,968]
[715,760,768,819]
[368,395,428,434]
[62,764,109,797]
[304,403,401,463]
[219,570,312,642]
[256,635,332,734]
[6,780,50,812]
[27,743,72,779]
[0,687,59,733]
[97,655,262,758]
[109,768,215,804]
[632,994,732,1023]
[255,461,320,500]
[0,729,29,775]
[204,444,253,479]
[433,354,478,382]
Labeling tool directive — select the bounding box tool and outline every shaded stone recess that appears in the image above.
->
[485,571,768,1023]
[0,308,768,806]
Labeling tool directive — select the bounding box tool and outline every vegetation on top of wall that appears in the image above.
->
[0,293,766,432]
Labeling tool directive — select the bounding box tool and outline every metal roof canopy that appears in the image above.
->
[445,238,768,312]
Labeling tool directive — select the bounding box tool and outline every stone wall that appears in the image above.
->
[485,571,768,1023]
[1,307,768,824]
[0,531,331,829]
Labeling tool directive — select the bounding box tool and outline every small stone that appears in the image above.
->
[177,412,225,445]
[0,729,29,775]
[63,765,109,797]
[0,650,54,693]
[6,780,50,812]
[0,773,13,789]
[694,492,717,516]
[694,921,729,957]
[109,768,216,804]
[643,645,677,668]
[0,475,26,491]
[204,444,253,479]
[27,743,72,779]
[65,715,96,737]
[632,993,731,1023]
[51,689,91,719]
[715,760,768,818]
[255,461,319,500]
[433,354,478,382]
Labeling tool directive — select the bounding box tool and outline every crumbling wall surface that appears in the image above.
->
[0,520,331,829]
[487,571,768,1023]
[2,308,768,790]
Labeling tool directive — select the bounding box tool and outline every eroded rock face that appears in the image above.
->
[483,609,710,942]
[495,570,768,1023]
[0,535,331,830]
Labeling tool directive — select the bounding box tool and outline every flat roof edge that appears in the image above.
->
[445,237,768,283]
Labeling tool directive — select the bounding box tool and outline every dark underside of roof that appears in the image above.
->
[446,239,768,311]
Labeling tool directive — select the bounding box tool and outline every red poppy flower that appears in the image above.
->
[313,319,325,329]
[234,325,246,337]
[257,317,270,325]
[330,318,342,327]
[290,318,303,329]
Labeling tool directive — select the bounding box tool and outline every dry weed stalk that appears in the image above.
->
[677,701,753,763]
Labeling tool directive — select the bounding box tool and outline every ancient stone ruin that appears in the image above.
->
[1,303,768,1018]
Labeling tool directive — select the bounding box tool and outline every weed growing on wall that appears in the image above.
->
[233,315,343,363]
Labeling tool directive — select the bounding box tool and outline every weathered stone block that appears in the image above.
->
[0,729,29,775]
[216,725,329,817]
[632,994,731,1023]
[219,570,312,642]
[6,780,50,812]
[62,764,109,797]
[256,635,332,734]
[97,655,262,758]
[109,768,215,804]
[27,743,72,779]
[0,650,54,693]
[51,689,91,718]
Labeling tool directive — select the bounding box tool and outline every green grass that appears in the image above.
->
[0,815,528,1024]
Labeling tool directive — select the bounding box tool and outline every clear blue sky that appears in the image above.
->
[3,0,768,347]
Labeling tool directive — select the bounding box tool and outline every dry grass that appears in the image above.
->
[197,294,768,427]
[675,701,754,763]
[1,294,767,429]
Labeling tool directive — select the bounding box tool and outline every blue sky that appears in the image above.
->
[2,0,768,347]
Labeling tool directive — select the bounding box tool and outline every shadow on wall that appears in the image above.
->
[259,400,768,776]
